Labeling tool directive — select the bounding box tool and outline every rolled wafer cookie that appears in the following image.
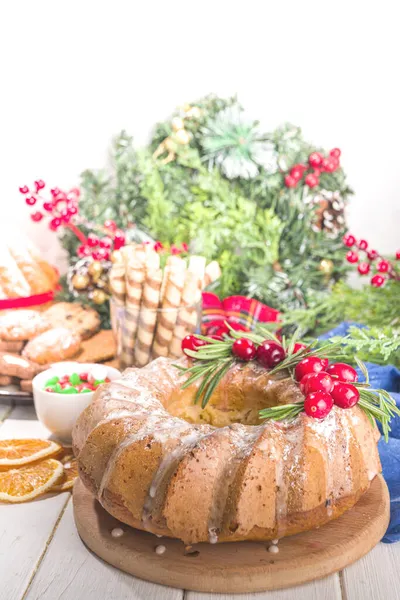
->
[134,269,163,367]
[109,262,126,306]
[121,264,146,366]
[169,271,200,357]
[203,260,222,289]
[152,268,185,359]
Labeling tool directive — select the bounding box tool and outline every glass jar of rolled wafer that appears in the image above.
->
[109,243,221,368]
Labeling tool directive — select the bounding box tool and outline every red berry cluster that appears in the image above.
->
[284,148,341,189]
[343,233,400,287]
[182,333,360,421]
[294,358,359,418]
[77,221,126,261]
[19,181,80,229]
[153,241,188,255]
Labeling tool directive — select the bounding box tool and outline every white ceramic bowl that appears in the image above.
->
[32,362,120,443]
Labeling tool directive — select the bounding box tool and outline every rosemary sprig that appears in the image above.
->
[174,327,400,442]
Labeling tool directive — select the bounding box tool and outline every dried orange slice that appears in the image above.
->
[51,456,78,492]
[0,439,61,466]
[0,458,63,502]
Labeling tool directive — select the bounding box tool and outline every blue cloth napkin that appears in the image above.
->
[319,322,400,543]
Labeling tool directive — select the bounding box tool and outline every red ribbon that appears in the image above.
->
[0,290,56,310]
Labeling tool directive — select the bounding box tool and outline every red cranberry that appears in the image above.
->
[154,241,164,252]
[304,173,319,188]
[34,179,45,191]
[300,371,333,395]
[77,244,91,258]
[295,357,325,381]
[19,185,29,194]
[304,391,334,419]
[323,159,338,172]
[232,338,257,361]
[181,335,206,355]
[25,196,37,206]
[358,239,368,250]
[67,205,78,216]
[320,358,329,369]
[343,233,356,247]
[256,340,285,368]
[87,234,99,248]
[50,187,60,197]
[293,342,307,354]
[326,362,358,383]
[330,381,360,408]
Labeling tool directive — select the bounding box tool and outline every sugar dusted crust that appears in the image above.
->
[72,357,381,544]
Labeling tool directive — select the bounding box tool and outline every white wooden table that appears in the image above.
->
[1,401,399,600]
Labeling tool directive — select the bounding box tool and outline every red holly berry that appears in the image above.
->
[19,185,29,194]
[357,239,368,250]
[43,201,54,212]
[323,159,338,173]
[330,381,359,408]
[87,234,99,248]
[289,165,305,181]
[113,230,126,250]
[104,219,117,232]
[295,357,325,381]
[396,250,400,260]
[30,211,43,222]
[25,196,37,206]
[308,152,323,168]
[304,391,334,419]
[60,209,71,223]
[304,173,319,188]
[293,342,307,353]
[377,260,390,273]
[77,244,91,258]
[326,362,358,383]
[367,249,378,261]
[99,237,112,249]
[371,274,385,287]
[256,340,285,368]
[34,179,45,192]
[300,371,333,395]
[232,338,257,361]
[50,187,60,197]
[357,262,370,275]
[330,148,341,158]
[284,174,297,188]
[49,217,61,231]
[68,205,78,216]
[346,251,359,263]
[92,248,109,261]
[343,233,356,247]
[181,335,206,355]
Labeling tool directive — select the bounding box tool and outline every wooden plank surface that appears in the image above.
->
[0,405,70,600]
[24,501,184,600]
[0,403,399,600]
[342,542,400,600]
[186,575,342,600]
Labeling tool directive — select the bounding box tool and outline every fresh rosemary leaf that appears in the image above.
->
[200,359,234,408]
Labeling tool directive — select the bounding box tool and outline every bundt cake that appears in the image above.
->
[72,356,381,544]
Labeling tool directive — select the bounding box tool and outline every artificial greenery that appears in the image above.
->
[279,280,400,337]
[59,95,352,311]
[326,326,400,368]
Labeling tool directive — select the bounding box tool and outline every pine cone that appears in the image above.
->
[312,191,346,235]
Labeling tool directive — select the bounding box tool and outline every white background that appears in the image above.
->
[1,1,399,270]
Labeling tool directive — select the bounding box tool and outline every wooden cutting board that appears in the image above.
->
[73,474,390,594]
